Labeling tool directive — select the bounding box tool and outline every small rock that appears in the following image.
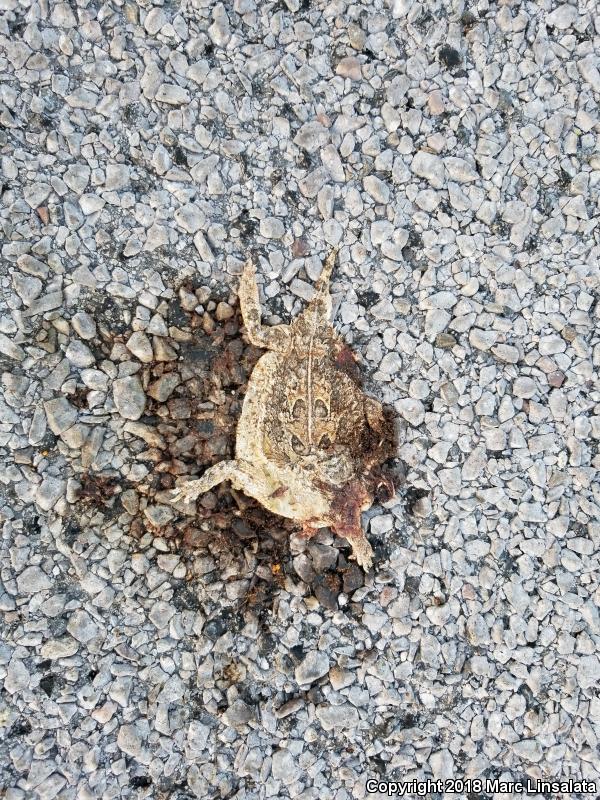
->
[348,22,366,50]
[144,6,166,34]
[156,84,190,105]
[149,601,175,628]
[187,720,210,753]
[343,563,363,594]
[505,693,526,720]
[17,565,52,595]
[65,340,95,368]
[126,332,154,363]
[513,376,537,398]
[462,446,486,480]
[12,273,42,305]
[117,724,143,758]
[71,311,97,340]
[444,157,478,183]
[547,3,577,29]
[316,703,358,730]
[79,194,105,215]
[5,659,29,694]
[364,175,390,204]
[466,613,489,645]
[36,477,65,511]
[411,151,445,188]
[44,397,77,434]
[483,428,506,451]
[577,655,599,689]
[223,698,255,728]
[0,333,25,361]
[40,636,79,659]
[24,182,51,208]
[295,651,330,685]
[271,749,297,784]
[208,3,231,47]
[17,254,50,278]
[425,309,451,338]
[215,301,234,321]
[415,189,440,211]
[430,748,455,779]
[175,203,205,233]
[35,774,66,800]
[313,574,341,611]
[144,504,175,526]
[329,666,354,690]
[371,220,393,245]
[512,739,542,762]
[336,56,361,80]
[67,610,100,643]
[438,467,461,496]
[260,217,285,239]
[113,376,146,420]
[548,370,565,388]
[492,344,519,363]
[396,398,425,426]
[294,121,329,153]
[469,329,498,351]
[379,351,402,375]
[147,373,180,402]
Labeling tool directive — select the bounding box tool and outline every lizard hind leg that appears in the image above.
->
[299,523,322,540]
[331,492,374,571]
[346,531,374,571]
[171,460,240,506]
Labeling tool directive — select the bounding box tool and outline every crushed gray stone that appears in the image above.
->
[0,0,598,796]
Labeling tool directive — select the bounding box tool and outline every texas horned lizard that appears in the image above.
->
[171,250,394,569]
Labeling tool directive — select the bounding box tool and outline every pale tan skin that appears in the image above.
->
[171,250,393,570]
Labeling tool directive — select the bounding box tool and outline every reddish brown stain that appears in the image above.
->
[328,478,368,539]
[334,343,361,383]
[78,472,121,508]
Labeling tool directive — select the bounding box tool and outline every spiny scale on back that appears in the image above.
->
[171,250,394,570]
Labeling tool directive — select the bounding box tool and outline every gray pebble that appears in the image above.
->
[36,477,66,510]
[17,565,52,594]
[513,376,537,398]
[271,749,297,784]
[260,217,285,240]
[0,333,25,361]
[5,659,29,694]
[295,651,329,685]
[147,373,180,402]
[223,699,255,729]
[67,610,100,643]
[294,121,329,153]
[12,273,42,304]
[126,331,154,363]
[113,376,146,420]
[363,175,390,204]
[411,151,445,188]
[149,601,175,628]
[316,703,359,730]
[44,397,77,434]
[65,340,95,367]
[208,3,231,47]
[117,724,143,758]
[40,636,79,659]
[71,311,97,340]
